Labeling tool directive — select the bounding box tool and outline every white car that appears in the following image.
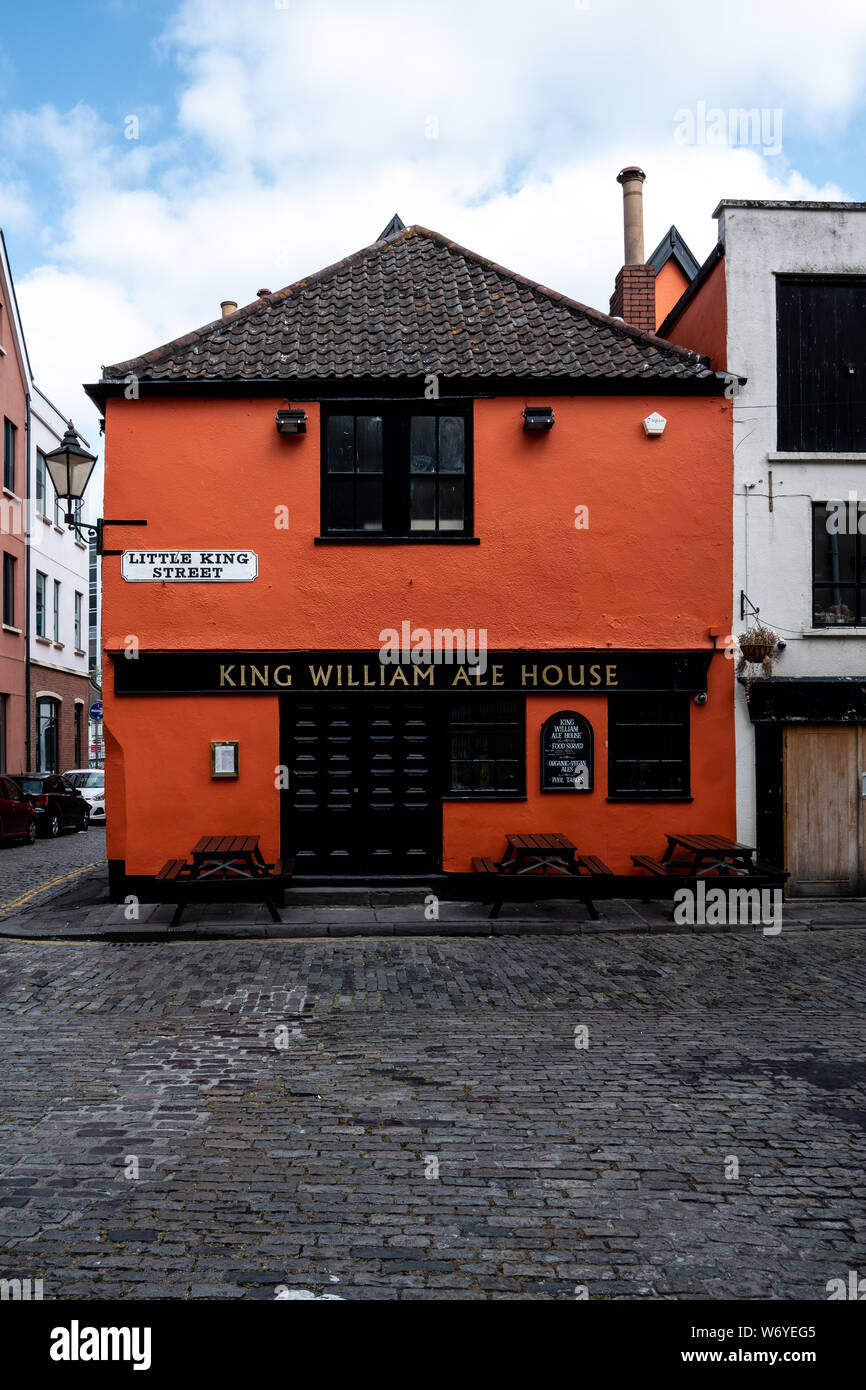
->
[63,769,105,823]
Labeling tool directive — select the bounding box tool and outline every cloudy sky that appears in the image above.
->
[2,0,865,447]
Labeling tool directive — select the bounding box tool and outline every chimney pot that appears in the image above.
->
[220,299,238,318]
[257,287,271,299]
[616,165,647,265]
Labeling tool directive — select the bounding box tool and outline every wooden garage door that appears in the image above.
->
[784,725,864,896]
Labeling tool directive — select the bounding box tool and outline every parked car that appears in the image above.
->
[63,769,105,824]
[8,774,89,836]
[0,776,37,845]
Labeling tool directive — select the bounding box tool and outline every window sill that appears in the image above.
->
[35,635,51,646]
[53,641,65,650]
[37,512,51,524]
[2,624,21,635]
[804,627,866,636]
[606,795,694,803]
[2,487,20,502]
[443,793,527,802]
[75,648,86,658]
[53,524,65,534]
[769,451,866,462]
[314,535,480,545]
[74,539,87,550]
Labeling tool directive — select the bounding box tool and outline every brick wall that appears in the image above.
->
[29,664,91,773]
[609,265,657,334]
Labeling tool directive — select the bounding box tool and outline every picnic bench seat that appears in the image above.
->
[472,846,614,921]
[152,840,294,928]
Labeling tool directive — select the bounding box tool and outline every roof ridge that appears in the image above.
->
[104,222,707,379]
[407,225,706,365]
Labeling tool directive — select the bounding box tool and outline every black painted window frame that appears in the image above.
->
[777,275,866,452]
[444,694,525,800]
[2,552,15,628]
[811,500,866,626]
[3,418,16,493]
[320,402,474,540]
[607,694,691,801]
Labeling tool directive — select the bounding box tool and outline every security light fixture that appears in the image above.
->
[523,406,555,431]
[45,420,146,556]
[276,409,308,434]
[643,411,667,437]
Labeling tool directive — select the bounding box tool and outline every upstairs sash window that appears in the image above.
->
[322,405,471,538]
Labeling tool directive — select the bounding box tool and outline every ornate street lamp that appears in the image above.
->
[44,421,145,554]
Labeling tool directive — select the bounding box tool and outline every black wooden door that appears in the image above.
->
[280,694,441,875]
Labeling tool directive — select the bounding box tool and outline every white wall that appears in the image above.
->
[28,386,95,681]
[720,203,866,840]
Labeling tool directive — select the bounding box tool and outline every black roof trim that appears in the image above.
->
[646,225,701,281]
[377,213,406,240]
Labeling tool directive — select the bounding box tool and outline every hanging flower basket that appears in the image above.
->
[736,625,780,676]
[738,639,774,664]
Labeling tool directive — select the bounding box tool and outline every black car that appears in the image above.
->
[9,774,90,836]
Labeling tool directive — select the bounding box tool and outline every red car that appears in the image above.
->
[0,776,37,845]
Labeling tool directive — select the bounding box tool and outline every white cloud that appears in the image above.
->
[1,0,864,446]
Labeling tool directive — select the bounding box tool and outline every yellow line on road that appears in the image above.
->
[0,860,107,914]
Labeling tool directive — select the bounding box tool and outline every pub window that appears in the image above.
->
[322,405,471,538]
[2,553,15,628]
[777,277,866,452]
[446,696,524,797]
[74,591,83,650]
[3,418,16,493]
[53,579,61,642]
[608,696,690,799]
[812,502,866,626]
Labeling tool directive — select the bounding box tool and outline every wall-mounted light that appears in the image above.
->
[523,406,555,431]
[276,409,308,434]
[643,411,667,437]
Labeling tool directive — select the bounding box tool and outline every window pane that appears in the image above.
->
[410,416,436,473]
[439,416,465,472]
[327,416,355,472]
[356,416,383,473]
[327,478,355,530]
[813,586,857,625]
[410,477,436,531]
[356,477,383,531]
[812,512,856,584]
[438,477,464,531]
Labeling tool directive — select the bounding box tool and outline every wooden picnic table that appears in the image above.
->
[472,833,614,920]
[190,834,269,880]
[501,832,578,875]
[156,835,293,927]
[661,833,758,877]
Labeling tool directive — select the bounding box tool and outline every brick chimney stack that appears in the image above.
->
[609,166,656,334]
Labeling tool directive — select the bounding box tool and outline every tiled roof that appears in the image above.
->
[103,224,716,383]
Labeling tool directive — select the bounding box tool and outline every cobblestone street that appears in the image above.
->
[1,928,864,1300]
[0,828,106,921]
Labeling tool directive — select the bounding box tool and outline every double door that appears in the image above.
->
[281,694,441,875]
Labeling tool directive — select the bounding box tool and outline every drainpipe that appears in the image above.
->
[24,390,31,772]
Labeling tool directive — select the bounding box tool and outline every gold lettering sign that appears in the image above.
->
[215,660,620,691]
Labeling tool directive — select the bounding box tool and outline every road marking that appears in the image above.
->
[0,860,107,914]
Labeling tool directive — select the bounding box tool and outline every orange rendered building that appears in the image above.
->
[86,220,735,897]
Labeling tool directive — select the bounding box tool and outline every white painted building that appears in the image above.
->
[29,387,97,771]
[663,200,866,895]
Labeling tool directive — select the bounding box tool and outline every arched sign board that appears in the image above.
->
[540,710,593,792]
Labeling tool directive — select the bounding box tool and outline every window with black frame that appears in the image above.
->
[323,405,470,537]
[446,697,524,797]
[608,695,690,799]
[812,502,866,626]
